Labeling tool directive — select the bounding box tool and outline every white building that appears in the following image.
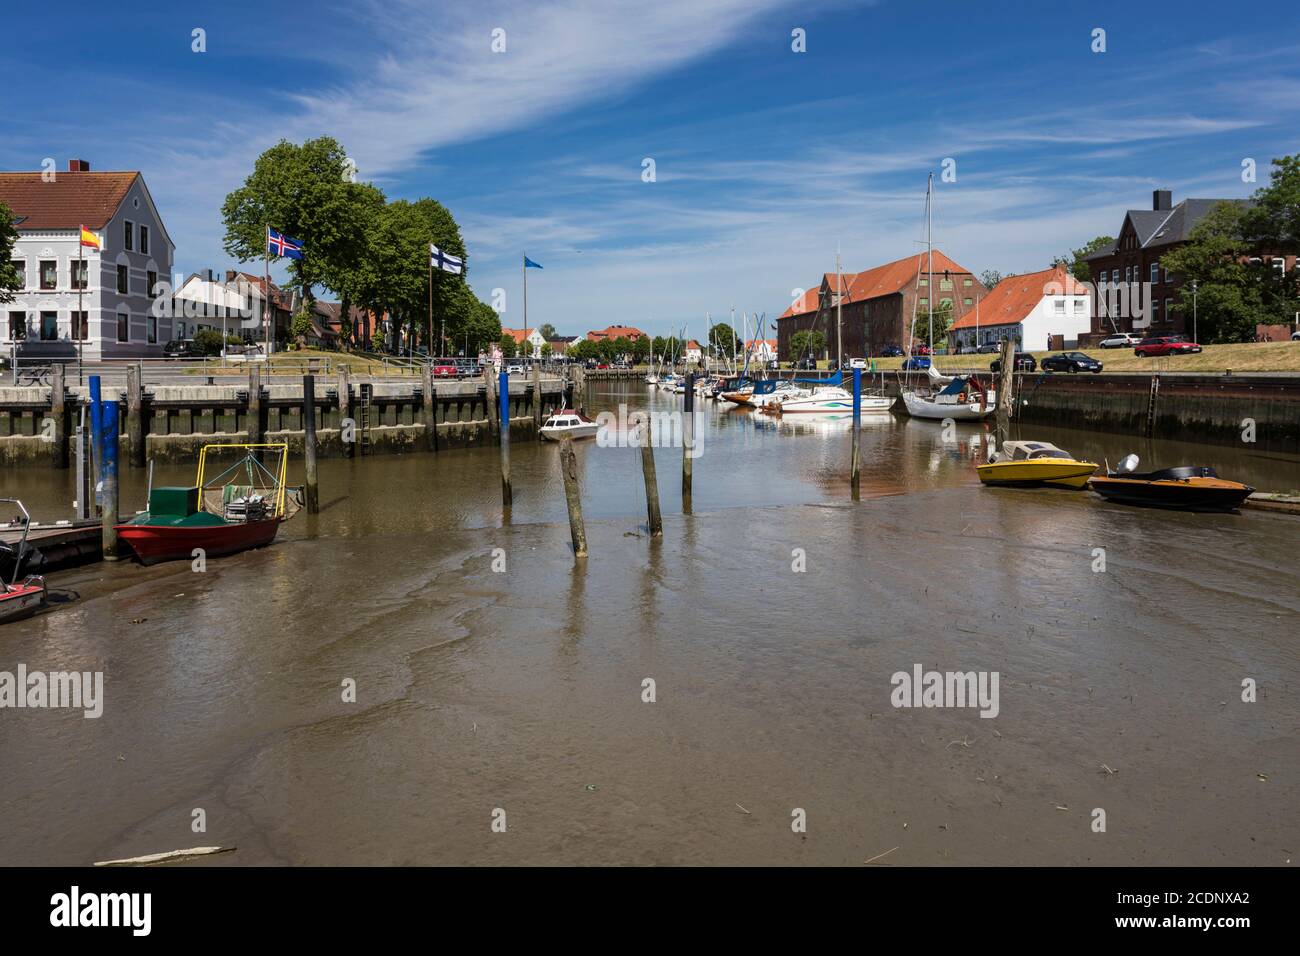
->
[1,160,175,360]
[503,327,546,358]
[745,338,777,362]
[683,339,703,363]
[948,265,1091,352]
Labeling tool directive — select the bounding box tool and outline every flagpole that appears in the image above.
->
[522,254,528,340]
[264,224,271,357]
[428,256,433,359]
[77,229,84,385]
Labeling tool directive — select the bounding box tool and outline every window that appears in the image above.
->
[1054,299,1066,314]
[176,321,187,339]
[40,260,57,290]
[963,297,973,306]
[147,270,158,299]
[918,297,928,307]
[1273,258,1286,277]
[963,277,973,287]
[71,311,88,340]
[1165,297,1173,318]
[940,278,953,290]
[124,220,134,251]
[1074,299,1086,314]
[1164,267,1172,283]
[139,225,149,255]
[117,264,129,294]
[1110,269,1118,283]
[8,311,25,340]
[40,311,58,341]
[71,260,88,290]
[1124,266,1131,283]
[9,259,24,289]
[117,311,129,342]
[1150,263,1159,284]
[147,316,157,344]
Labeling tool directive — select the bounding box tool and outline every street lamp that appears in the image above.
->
[1190,279,1198,343]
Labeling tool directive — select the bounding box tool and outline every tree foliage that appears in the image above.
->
[1054,236,1113,282]
[0,202,21,304]
[708,322,740,356]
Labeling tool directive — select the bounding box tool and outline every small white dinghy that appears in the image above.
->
[540,409,600,441]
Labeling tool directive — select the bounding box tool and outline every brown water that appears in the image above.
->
[1,382,1297,865]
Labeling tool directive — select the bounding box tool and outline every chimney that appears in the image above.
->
[67,159,90,172]
[226,270,237,283]
[1153,189,1172,211]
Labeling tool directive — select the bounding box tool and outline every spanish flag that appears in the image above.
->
[79,225,100,249]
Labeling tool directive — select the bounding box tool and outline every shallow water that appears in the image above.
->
[1,383,1297,865]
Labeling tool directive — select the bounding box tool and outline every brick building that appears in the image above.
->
[777,251,986,362]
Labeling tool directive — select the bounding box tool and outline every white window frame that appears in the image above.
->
[139,224,149,255]
[1150,263,1159,284]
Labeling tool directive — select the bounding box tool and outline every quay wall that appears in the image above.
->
[0,375,569,466]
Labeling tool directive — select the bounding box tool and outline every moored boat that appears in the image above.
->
[977,441,1097,489]
[0,499,46,623]
[540,409,599,441]
[1088,457,1254,511]
[115,443,296,565]
[773,386,894,414]
[902,368,994,421]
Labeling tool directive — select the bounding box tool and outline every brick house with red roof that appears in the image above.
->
[948,265,1091,352]
[586,324,645,343]
[1,159,175,359]
[777,251,986,362]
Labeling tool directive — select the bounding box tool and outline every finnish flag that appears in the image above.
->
[430,244,463,275]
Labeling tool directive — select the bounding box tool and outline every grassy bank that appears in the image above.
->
[865,341,1300,374]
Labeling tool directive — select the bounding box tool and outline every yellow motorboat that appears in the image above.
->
[977,441,1098,489]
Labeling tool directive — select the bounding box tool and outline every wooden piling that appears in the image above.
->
[636,412,663,537]
[50,362,66,468]
[100,399,119,560]
[532,361,543,437]
[338,367,353,458]
[421,364,437,452]
[682,372,694,513]
[499,369,512,508]
[126,364,145,467]
[247,366,263,444]
[303,374,319,514]
[558,433,587,558]
[851,367,861,500]
[995,337,1016,454]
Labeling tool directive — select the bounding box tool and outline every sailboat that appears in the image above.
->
[900,174,995,421]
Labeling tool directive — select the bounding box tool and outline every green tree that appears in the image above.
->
[538,323,557,340]
[569,339,599,362]
[789,329,826,359]
[980,269,1007,290]
[651,336,666,361]
[1241,155,1300,250]
[1056,236,1114,283]
[291,309,315,345]
[540,342,554,360]
[498,333,518,358]
[612,335,632,360]
[1161,202,1275,343]
[631,335,651,364]
[708,322,739,356]
[0,202,21,303]
[193,328,227,356]
[221,137,375,315]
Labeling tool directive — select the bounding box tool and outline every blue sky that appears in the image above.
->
[3,0,1298,338]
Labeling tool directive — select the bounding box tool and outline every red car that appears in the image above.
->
[432,362,458,377]
[1134,336,1203,357]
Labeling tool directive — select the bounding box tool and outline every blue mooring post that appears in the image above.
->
[100,397,120,559]
[850,368,862,501]
[499,369,512,508]
[682,372,694,512]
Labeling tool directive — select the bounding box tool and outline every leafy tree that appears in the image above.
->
[612,335,632,360]
[708,322,740,356]
[651,336,666,361]
[538,323,557,340]
[291,309,315,345]
[1055,236,1113,283]
[980,269,1006,290]
[1241,155,1300,250]
[631,335,651,364]
[540,342,553,359]
[498,333,518,358]
[569,339,599,362]
[789,329,826,359]
[1161,202,1275,343]
[193,328,228,356]
[0,202,21,303]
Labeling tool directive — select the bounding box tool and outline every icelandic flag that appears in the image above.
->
[430,243,463,275]
[524,256,542,269]
[267,227,304,260]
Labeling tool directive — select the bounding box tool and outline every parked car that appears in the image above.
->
[878,344,904,358]
[1292,330,1300,341]
[990,353,1037,373]
[163,340,198,358]
[1134,336,1203,357]
[1098,332,1141,349]
[975,340,1006,354]
[900,356,932,371]
[910,344,933,356]
[795,356,818,370]
[506,363,526,375]
[432,361,458,378]
[1041,351,1103,373]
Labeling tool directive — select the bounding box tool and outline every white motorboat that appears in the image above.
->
[751,381,809,409]
[901,372,994,420]
[773,386,894,414]
[540,409,599,441]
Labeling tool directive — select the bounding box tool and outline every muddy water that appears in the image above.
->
[0,382,1297,865]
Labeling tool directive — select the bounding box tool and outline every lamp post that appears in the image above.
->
[1190,279,1198,343]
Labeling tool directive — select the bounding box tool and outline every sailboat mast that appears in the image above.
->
[836,247,843,370]
[927,172,934,353]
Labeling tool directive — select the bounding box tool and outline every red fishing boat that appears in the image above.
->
[0,499,47,623]
[116,443,299,566]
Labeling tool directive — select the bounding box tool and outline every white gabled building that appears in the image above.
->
[1,159,175,360]
[948,265,1091,352]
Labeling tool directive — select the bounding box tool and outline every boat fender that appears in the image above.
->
[956,392,965,403]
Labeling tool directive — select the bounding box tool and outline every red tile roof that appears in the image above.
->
[502,327,535,344]
[780,251,976,318]
[587,325,645,341]
[685,339,702,350]
[0,171,138,230]
[950,266,1088,331]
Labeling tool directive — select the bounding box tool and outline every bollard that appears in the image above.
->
[303,374,319,514]
[88,375,103,507]
[636,412,663,537]
[420,364,437,453]
[532,361,543,438]
[499,369,512,508]
[682,372,694,513]
[851,367,861,501]
[100,399,120,559]
[247,366,263,445]
[558,433,587,558]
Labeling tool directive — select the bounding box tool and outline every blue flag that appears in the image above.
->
[524,256,542,269]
